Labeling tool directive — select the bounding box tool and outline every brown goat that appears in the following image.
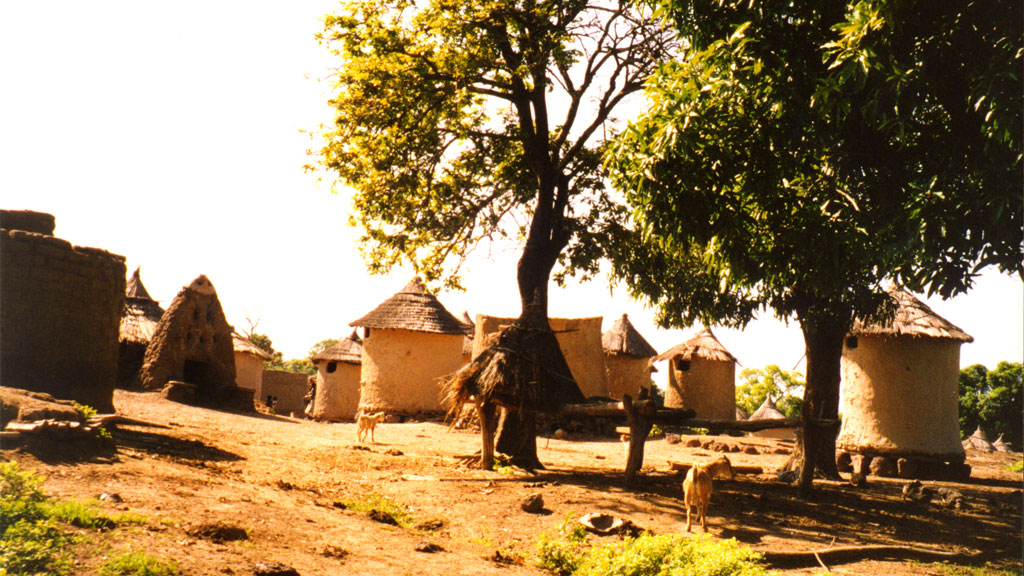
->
[682,455,734,532]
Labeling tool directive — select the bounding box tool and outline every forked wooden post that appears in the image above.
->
[476,399,497,470]
[623,391,655,486]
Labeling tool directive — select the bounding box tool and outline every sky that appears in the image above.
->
[2,2,1021,380]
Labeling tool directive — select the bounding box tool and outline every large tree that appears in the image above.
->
[315,0,677,467]
[606,0,1021,494]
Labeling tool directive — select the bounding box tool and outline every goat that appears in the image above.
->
[682,455,734,532]
[356,411,386,443]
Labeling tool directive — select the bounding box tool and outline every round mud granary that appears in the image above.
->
[308,330,363,421]
[601,313,658,400]
[837,288,973,479]
[658,328,737,420]
[351,277,471,416]
[140,275,237,403]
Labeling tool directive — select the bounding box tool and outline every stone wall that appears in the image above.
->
[1,220,126,412]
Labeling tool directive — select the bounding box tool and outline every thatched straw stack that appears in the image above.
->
[308,330,364,421]
[232,333,271,393]
[991,434,1010,452]
[117,267,165,387]
[658,328,738,420]
[838,288,972,463]
[601,314,658,400]
[352,277,470,415]
[962,426,995,452]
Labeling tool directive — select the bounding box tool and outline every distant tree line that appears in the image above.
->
[248,334,340,377]
[959,361,1022,448]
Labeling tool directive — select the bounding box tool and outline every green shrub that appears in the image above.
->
[338,493,413,528]
[534,514,589,576]
[1007,460,1022,473]
[0,520,71,575]
[99,550,179,576]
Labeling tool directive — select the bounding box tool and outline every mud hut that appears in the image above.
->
[308,330,363,421]
[473,314,610,398]
[657,328,737,420]
[601,314,658,400]
[748,396,796,440]
[232,333,270,394]
[140,275,237,404]
[837,288,973,470]
[351,277,470,416]
[962,426,995,452]
[118,267,165,388]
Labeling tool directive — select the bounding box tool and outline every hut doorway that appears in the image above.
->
[182,359,218,389]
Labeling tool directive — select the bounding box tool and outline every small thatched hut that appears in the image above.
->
[473,315,610,398]
[351,277,470,416]
[748,396,796,440]
[992,434,1010,453]
[140,275,237,403]
[118,267,165,388]
[962,426,994,452]
[601,314,657,400]
[232,333,270,393]
[308,330,364,421]
[837,288,973,467]
[657,328,737,420]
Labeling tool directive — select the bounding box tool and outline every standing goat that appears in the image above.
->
[356,411,386,443]
[682,455,734,532]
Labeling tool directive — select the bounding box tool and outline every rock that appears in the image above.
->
[252,562,299,576]
[934,487,966,509]
[743,446,760,455]
[773,447,791,455]
[710,441,730,452]
[553,429,568,440]
[521,493,545,513]
[383,414,403,424]
[415,519,445,531]
[188,523,249,542]
[902,480,931,503]
[415,542,445,553]
[776,469,799,484]
[849,472,867,487]
[384,448,404,456]
[319,545,348,559]
[665,433,681,445]
[368,509,398,525]
[99,492,123,503]
[869,456,898,478]
[684,438,702,448]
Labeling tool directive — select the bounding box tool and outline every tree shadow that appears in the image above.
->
[109,425,243,463]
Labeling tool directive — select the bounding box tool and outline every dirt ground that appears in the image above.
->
[3,390,1021,576]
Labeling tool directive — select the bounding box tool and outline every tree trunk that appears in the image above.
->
[795,308,850,497]
[495,407,542,469]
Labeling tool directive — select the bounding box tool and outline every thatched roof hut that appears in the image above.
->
[962,426,995,452]
[838,288,972,466]
[118,267,165,388]
[657,328,738,420]
[748,396,795,440]
[140,275,237,404]
[308,330,364,421]
[992,434,1010,452]
[602,314,658,400]
[232,333,270,394]
[352,277,470,415]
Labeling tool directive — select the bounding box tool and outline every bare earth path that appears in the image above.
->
[3,390,1021,575]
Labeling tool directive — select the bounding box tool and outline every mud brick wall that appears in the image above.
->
[259,369,309,415]
[1,227,126,412]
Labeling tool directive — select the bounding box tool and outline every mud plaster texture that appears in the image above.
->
[260,370,308,415]
[664,356,736,420]
[604,354,654,400]
[140,276,236,403]
[311,361,361,421]
[1,216,125,413]
[359,328,464,415]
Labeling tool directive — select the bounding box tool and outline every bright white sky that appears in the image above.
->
[2,2,1021,377]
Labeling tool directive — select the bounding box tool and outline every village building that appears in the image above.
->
[1,210,125,412]
[459,312,475,367]
[961,426,995,452]
[140,275,237,405]
[118,267,165,388]
[657,328,738,420]
[232,333,271,396]
[748,395,796,440]
[837,288,973,476]
[351,277,470,416]
[601,314,658,400]
[308,330,363,421]
[473,315,610,398]
[260,369,308,415]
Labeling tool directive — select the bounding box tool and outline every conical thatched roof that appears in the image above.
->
[749,396,786,420]
[735,406,750,420]
[351,277,470,335]
[992,434,1010,452]
[119,267,165,345]
[850,288,973,342]
[602,314,657,358]
[232,333,272,360]
[460,311,475,356]
[962,425,995,451]
[656,328,738,364]
[310,330,363,364]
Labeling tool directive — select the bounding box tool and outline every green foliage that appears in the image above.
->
[279,358,316,376]
[72,403,97,421]
[648,425,664,438]
[1007,460,1023,474]
[933,563,1023,576]
[98,550,179,576]
[1,463,48,532]
[307,339,339,358]
[959,362,1023,448]
[0,520,71,576]
[535,523,774,576]
[338,493,414,529]
[736,365,804,419]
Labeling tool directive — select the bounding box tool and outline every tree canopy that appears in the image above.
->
[605,0,1021,493]
[959,362,1023,448]
[736,365,804,419]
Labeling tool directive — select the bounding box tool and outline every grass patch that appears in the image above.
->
[1006,460,1022,473]
[99,549,179,576]
[534,514,775,576]
[338,493,414,528]
[42,499,145,530]
[935,563,1023,576]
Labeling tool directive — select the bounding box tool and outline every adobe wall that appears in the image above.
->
[259,369,309,415]
[604,355,653,400]
[311,361,361,421]
[838,335,964,460]
[359,328,464,415]
[664,356,736,420]
[1,225,126,412]
[234,352,264,392]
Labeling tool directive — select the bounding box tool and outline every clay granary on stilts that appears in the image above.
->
[658,328,738,420]
[140,275,238,405]
[837,288,974,480]
[308,330,363,421]
[601,313,658,400]
[351,277,470,417]
[118,267,165,388]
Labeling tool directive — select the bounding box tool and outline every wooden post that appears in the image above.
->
[624,392,655,486]
[477,399,497,471]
